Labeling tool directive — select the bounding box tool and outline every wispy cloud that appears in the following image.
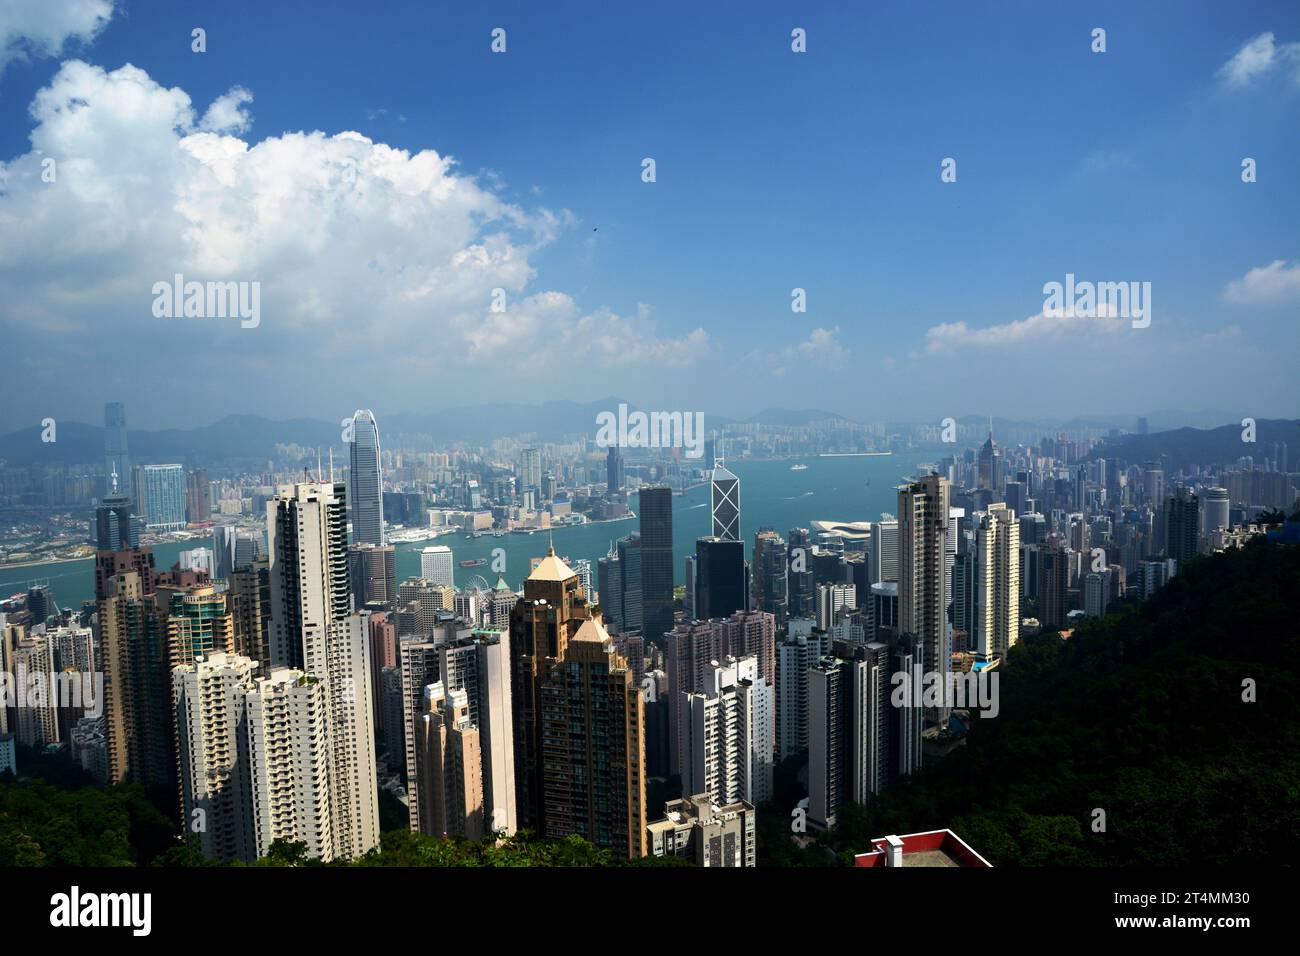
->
[1218,32,1300,89]
[1082,150,1135,173]
[916,309,1126,356]
[768,327,849,377]
[1223,259,1300,305]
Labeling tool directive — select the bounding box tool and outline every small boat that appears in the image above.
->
[790,463,808,471]
[459,558,488,568]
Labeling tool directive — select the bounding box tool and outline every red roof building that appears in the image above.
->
[854,829,992,868]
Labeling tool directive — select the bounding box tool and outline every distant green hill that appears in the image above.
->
[805,540,1300,866]
[1097,419,1299,472]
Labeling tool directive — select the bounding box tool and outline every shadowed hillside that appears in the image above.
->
[779,540,1300,866]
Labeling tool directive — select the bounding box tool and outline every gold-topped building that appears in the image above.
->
[510,544,646,858]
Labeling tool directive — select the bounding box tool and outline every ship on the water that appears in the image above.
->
[459,558,488,568]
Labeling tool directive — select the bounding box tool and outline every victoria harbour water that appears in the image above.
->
[0,453,936,610]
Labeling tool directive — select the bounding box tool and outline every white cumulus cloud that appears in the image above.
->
[0,60,704,413]
[0,0,112,75]
[198,87,254,134]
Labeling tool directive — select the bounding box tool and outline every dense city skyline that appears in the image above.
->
[1,3,1296,935]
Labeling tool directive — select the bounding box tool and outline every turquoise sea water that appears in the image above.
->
[0,453,932,610]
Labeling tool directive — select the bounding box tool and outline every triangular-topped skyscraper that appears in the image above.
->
[710,435,740,542]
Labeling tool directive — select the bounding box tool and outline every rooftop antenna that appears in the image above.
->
[110,467,118,494]
[316,446,322,482]
[329,447,335,482]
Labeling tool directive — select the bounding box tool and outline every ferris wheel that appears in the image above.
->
[463,574,491,593]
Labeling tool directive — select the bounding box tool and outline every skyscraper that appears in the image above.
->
[978,422,1001,493]
[417,681,485,839]
[598,545,624,631]
[172,652,258,862]
[869,519,899,584]
[185,469,211,523]
[815,582,856,631]
[678,655,773,807]
[787,527,815,616]
[776,627,830,760]
[950,536,974,642]
[898,475,950,724]
[868,582,899,643]
[264,480,380,860]
[606,445,625,494]
[137,464,187,531]
[349,542,397,608]
[1164,487,1200,567]
[509,547,646,858]
[266,481,350,671]
[600,536,644,635]
[244,666,337,860]
[710,461,740,541]
[752,529,789,627]
[436,628,516,835]
[1200,486,1230,541]
[104,402,129,489]
[229,557,270,670]
[1083,568,1112,618]
[314,609,380,860]
[348,410,385,546]
[12,631,59,747]
[233,533,264,571]
[419,545,454,588]
[664,610,776,775]
[889,632,925,778]
[95,474,141,552]
[1143,464,1166,509]
[485,576,518,629]
[165,585,235,666]
[399,635,442,833]
[665,620,721,776]
[520,447,542,495]
[685,550,694,618]
[1039,538,1070,630]
[973,503,1020,661]
[807,641,892,831]
[945,506,964,616]
[99,569,173,788]
[694,536,747,620]
[22,587,53,630]
[646,794,756,867]
[639,486,674,646]
[806,654,844,832]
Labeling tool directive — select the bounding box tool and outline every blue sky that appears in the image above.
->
[0,0,1296,431]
